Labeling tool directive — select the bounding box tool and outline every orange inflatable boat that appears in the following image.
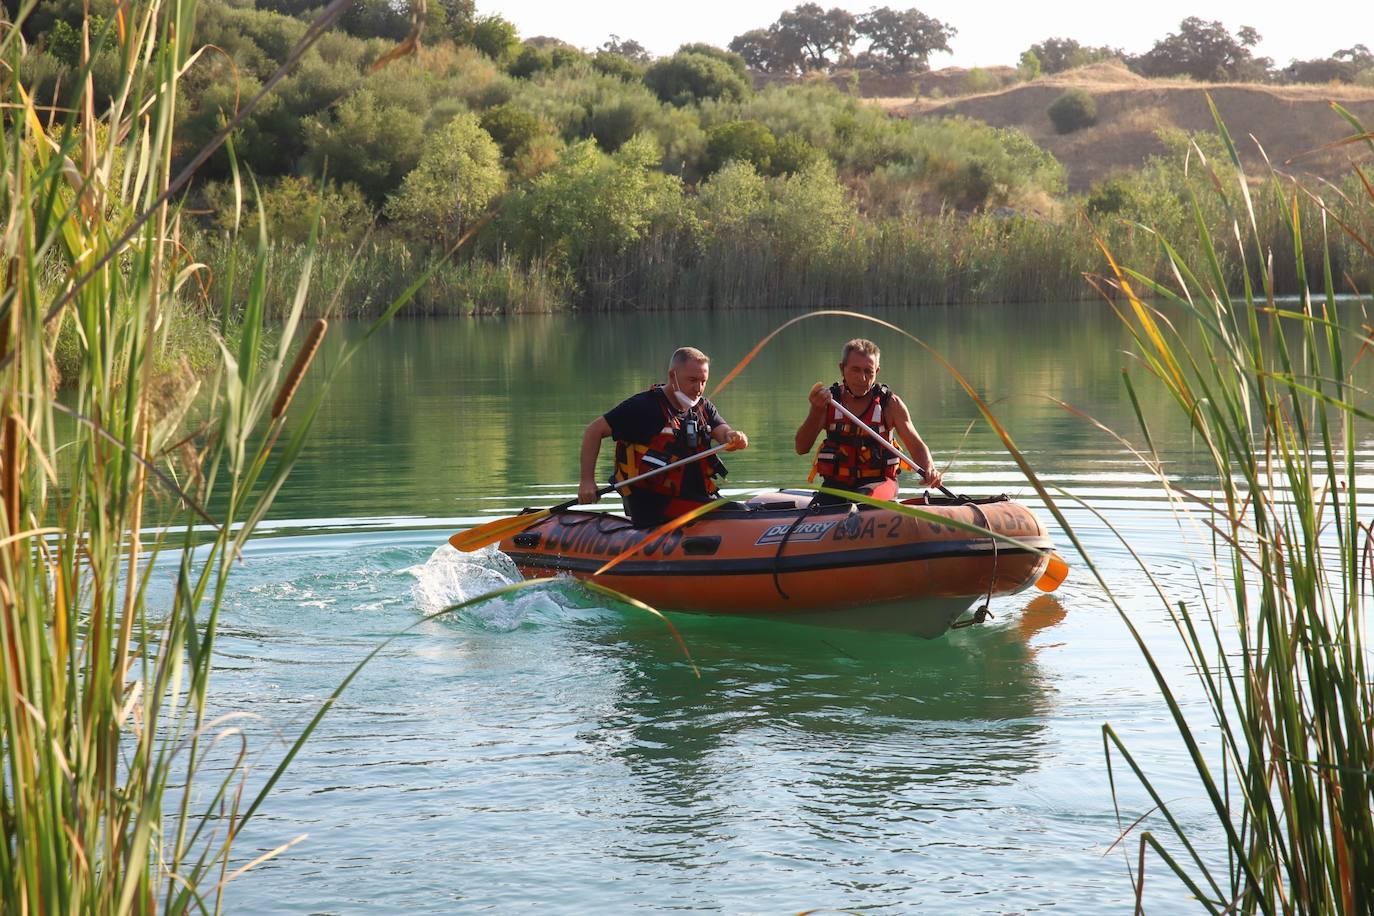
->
[497,490,1058,638]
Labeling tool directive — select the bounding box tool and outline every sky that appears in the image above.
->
[486,1,1372,70]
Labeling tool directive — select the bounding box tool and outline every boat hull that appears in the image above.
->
[497,492,1055,638]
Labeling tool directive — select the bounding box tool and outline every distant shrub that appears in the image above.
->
[675,42,749,79]
[770,131,825,176]
[591,51,643,81]
[480,103,547,159]
[644,52,750,106]
[508,43,553,79]
[705,120,777,174]
[1047,90,1097,133]
[470,14,519,64]
[964,67,1000,93]
[383,112,506,246]
[202,176,373,245]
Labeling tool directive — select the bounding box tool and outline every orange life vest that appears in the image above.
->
[612,386,726,498]
[813,382,901,485]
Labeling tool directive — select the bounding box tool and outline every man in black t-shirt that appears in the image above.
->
[578,347,748,527]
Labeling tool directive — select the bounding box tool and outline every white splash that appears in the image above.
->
[406,544,522,614]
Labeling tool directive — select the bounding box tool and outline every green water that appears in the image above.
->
[202,304,1315,911]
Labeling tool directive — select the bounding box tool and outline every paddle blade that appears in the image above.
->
[448,509,551,553]
[1034,552,1069,592]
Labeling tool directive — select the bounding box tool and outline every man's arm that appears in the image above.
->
[886,395,943,488]
[705,401,748,450]
[578,417,612,504]
[795,383,831,454]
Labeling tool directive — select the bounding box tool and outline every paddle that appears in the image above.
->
[814,382,958,500]
[449,440,740,553]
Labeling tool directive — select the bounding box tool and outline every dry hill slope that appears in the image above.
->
[885,64,1374,193]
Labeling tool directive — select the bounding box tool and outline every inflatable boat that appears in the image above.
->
[496,490,1059,638]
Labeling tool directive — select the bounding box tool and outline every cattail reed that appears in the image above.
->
[272,318,328,419]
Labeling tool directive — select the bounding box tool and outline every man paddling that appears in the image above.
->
[579,347,749,527]
[795,338,942,501]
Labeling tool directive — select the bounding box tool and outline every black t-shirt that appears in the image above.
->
[603,387,727,524]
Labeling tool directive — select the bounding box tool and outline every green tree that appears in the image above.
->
[677,42,750,78]
[600,34,651,63]
[729,28,787,73]
[770,131,824,175]
[471,14,520,64]
[1024,37,1121,74]
[384,111,506,246]
[854,6,955,74]
[480,103,548,159]
[437,0,476,40]
[765,159,853,259]
[644,51,751,106]
[705,119,777,174]
[1132,17,1272,82]
[774,3,856,71]
[304,89,425,204]
[1281,45,1374,84]
[1017,49,1042,80]
[592,50,645,81]
[695,160,769,234]
[502,135,686,269]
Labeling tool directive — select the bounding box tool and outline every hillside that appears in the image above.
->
[879,64,1374,193]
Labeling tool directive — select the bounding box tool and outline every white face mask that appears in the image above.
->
[673,388,701,409]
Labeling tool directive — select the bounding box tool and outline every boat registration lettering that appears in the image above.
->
[832,515,905,540]
[755,520,838,546]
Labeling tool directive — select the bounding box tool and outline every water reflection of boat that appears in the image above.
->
[499,491,1057,638]
[571,594,1068,836]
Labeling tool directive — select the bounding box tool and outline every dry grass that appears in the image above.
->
[873,66,1374,192]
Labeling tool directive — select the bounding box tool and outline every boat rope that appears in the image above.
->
[950,502,999,629]
[769,500,832,600]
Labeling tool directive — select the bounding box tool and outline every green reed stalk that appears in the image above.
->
[1077,101,1374,912]
[0,0,446,910]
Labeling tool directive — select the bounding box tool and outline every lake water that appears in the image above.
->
[203,303,1349,912]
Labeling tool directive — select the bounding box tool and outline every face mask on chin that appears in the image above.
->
[673,388,701,410]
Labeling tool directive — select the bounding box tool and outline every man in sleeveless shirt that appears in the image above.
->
[579,347,749,527]
[795,338,942,501]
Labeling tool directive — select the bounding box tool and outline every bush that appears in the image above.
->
[591,50,644,81]
[500,135,687,269]
[963,67,1001,93]
[202,175,374,244]
[304,89,426,203]
[1047,89,1097,133]
[480,103,548,159]
[644,51,751,107]
[383,111,506,246]
[771,131,825,175]
[705,120,777,174]
[470,14,520,64]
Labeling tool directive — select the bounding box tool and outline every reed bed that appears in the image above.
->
[197,235,572,317]
[0,0,436,909]
[217,185,1373,317]
[1059,104,1374,911]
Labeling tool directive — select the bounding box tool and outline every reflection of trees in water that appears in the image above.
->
[569,594,1067,861]
[259,306,1240,524]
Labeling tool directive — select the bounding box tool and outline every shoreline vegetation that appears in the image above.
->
[12,0,1374,347]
